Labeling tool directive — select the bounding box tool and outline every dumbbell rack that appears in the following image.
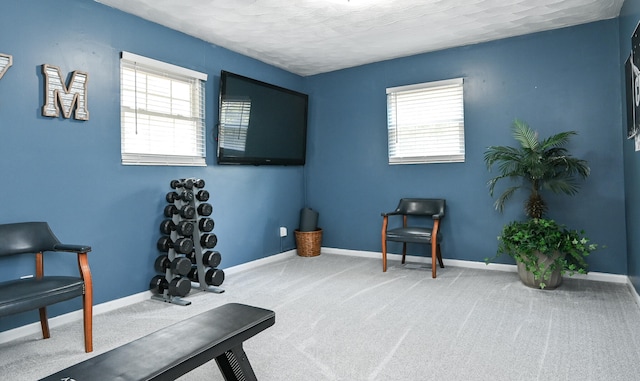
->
[150,178,225,306]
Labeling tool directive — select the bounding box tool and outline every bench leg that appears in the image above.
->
[216,344,258,381]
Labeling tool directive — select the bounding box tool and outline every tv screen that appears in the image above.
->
[217,71,308,165]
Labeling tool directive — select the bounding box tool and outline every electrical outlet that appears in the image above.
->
[279,226,287,237]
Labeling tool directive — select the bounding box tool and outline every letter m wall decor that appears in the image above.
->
[42,64,89,121]
[0,54,12,80]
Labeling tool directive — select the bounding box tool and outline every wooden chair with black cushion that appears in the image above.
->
[381,198,446,278]
[0,222,93,352]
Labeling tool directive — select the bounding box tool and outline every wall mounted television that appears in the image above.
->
[217,70,309,165]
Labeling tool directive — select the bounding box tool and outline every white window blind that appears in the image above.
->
[386,78,464,164]
[120,52,207,166]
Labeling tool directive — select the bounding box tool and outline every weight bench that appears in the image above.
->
[40,303,275,381]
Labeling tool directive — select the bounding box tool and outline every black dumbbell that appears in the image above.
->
[197,203,212,216]
[186,267,199,283]
[166,191,179,203]
[179,191,194,202]
[187,267,224,286]
[160,219,194,236]
[205,268,225,286]
[157,236,194,254]
[170,179,194,189]
[198,218,214,232]
[168,276,191,297]
[167,190,194,203]
[184,250,220,267]
[164,204,178,217]
[195,190,209,202]
[184,250,196,264]
[194,179,205,188]
[149,275,168,294]
[180,205,196,219]
[200,233,217,249]
[164,205,196,219]
[164,205,195,219]
[202,250,221,268]
[154,254,192,276]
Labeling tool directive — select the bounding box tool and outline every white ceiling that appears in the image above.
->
[96,0,624,77]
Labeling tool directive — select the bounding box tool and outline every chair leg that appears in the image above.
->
[78,252,93,353]
[83,289,93,353]
[431,241,437,279]
[381,217,388,272]
[436,244,444,268]
[382,239,387,272]
[39,307,50,339]
[401,243,407,264]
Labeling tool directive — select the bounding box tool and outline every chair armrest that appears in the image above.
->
[381,211,402,217]
[53,244,92,253]
[432,213,444,220]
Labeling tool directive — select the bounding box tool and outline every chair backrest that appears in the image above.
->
[0,222,60,257]
[395,198,446,218]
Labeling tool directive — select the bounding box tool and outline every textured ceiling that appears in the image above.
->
[96,0,624,76]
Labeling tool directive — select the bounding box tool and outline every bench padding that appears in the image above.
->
[40,303,275,381]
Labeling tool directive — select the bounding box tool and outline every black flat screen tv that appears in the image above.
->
[217,70,308,165]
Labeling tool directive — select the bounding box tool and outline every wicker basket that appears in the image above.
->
[294,228,322,257]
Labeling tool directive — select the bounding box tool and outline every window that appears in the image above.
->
[120,52,207,166]
[386,78,464,164]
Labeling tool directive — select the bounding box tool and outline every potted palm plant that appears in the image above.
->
[484,119,598,289]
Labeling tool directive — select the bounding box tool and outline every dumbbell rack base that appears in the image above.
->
[151,294,192,306]
[191,282,225,294]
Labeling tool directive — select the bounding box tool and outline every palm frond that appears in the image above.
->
[539,130,577,150]
[511,119,538,150]
[541,177,580,195]
[494,186,520,213]
[552,157,590,178]
[487,172,522,196]
[484,145,522,169]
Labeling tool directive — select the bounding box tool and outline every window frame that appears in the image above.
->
[120,51,207,166]
[386,77,465,165]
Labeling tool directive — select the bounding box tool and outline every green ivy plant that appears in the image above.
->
[490,218,598,289]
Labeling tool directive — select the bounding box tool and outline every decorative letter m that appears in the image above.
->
[42,64,89,121]
[0,54,12,80]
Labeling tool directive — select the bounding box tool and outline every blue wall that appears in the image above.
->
[305,20,626,275]
[0,0,634,333]
[620,0,640,294]
[0,0,305,331]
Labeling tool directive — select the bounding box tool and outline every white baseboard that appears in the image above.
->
[224,249,297,275]
[0,247,630,345]
[628,278,640,308]
[321,247,630,284]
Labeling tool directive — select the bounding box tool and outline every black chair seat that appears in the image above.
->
[0,276,84,316]
[386,227,442,244]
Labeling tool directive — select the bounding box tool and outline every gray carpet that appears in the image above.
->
[2,253,640,380]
